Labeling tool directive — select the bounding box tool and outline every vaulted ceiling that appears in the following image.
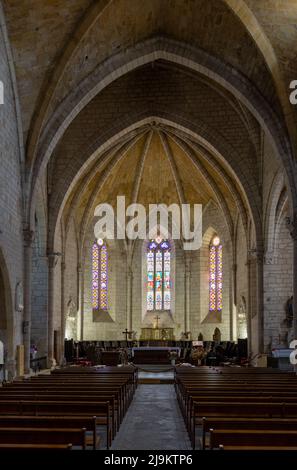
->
[3,0,296,147]
[2,0,295,245]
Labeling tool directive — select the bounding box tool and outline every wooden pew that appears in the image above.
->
[210,429,297,450]
[0,427,87,449]
[0,400,112,449]
[0,393,118,436]
[191,401,297,448]
[0,415,99,450]
[201,417,297,449]
[0,366,137,449]
[0,443,72,450]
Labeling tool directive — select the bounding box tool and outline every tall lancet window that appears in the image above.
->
[209,235,223,312]
[92,238,108,311]
[147,237,171,311]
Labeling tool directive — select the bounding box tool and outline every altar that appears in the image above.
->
[131,346,181,364]
[140,327,175,341]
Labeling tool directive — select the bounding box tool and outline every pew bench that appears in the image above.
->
[0,415,100,450]
[210,429,297,450]
[0,400,112,449]
[191,401,297,449]
[201,417,297,449]
[0,427,87,449]
[0,443,73,450]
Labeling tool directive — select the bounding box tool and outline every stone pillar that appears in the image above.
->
[77,263,83,341]
[23,229,34,374]
[286,216,297,339]
[127,265,133,332]
[6,358,16,381]
[247,248,264,354]
[256,250,264,353]
[246,257,252,354]
[60,260,66,359]
[184,255,191,333]
[230,263,237,341]
[47,253,59,366]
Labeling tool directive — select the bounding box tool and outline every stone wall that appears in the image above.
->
[264,217,293,350]
[78,201,232,342]
[0,9,24,371]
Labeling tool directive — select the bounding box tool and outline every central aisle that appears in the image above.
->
[111,384,191,450]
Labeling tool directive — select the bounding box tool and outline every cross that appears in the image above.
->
[122,329,131,341]
[154,315,161,329]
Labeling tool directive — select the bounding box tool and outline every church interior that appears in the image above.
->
[1,0,297,452]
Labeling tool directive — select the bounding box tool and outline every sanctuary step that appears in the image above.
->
[135,364,175,384]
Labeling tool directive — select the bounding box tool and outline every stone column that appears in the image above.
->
[127,265,133,332]
[230,263,237,341]
[47,253,59,366]
[23,229,34,374]
[256,250,264,353]
[286,216,297,339]
[246,256,252,354]
[230,256,237,341]
[247,248,264,354]
[60,260,66,359]
[184,255,191,334]
[77,263,83,341]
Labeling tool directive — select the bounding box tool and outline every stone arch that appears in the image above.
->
[224,0,297,158]
[199,220,231,339]
[47,114,261,258]
[264,169,286,260]
[27,37,296,230]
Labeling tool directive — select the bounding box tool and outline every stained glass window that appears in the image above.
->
[92,239,108,310]
[146,238,171,311]
[209,236,222,312]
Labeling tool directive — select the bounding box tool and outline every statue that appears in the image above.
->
[285,296,293,329]
[278,296,294,348]
[213,327,221,342]
[65,296,77,340]
[161,329,168,340]
[198,332,204,341]
[15,281,24,312]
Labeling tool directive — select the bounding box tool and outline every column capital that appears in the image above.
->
[23,229,35,247]
[248,248,264,264]
[47,252,61,268]
[286,215,297,241]
[264,249,275,265]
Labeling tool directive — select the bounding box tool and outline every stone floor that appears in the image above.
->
[138,370,174,382]
[111,384,191,450]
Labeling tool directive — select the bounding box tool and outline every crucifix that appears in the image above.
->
[154,315,161,329]
[122,328,132,341]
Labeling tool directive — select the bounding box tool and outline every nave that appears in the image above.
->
[112,384,191,450]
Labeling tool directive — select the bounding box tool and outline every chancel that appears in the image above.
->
[1,0,297,452]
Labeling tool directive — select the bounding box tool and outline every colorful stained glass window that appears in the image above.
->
[209,236,222,312]
[146,239,171,311]
[92,240,108,310]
